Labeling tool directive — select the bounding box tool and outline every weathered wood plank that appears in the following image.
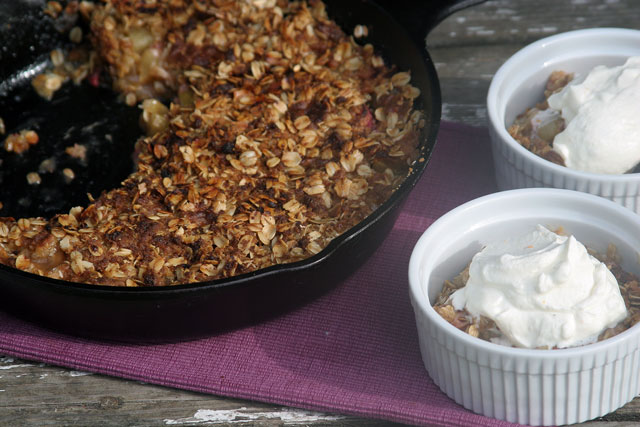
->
[0,356,400,426]
[428,0,640,125]
[432,0,640,47]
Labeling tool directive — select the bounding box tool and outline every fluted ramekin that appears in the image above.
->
[487,28,640,213]
[408,188,640,426]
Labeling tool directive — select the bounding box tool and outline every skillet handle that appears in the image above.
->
[373,0,486,46]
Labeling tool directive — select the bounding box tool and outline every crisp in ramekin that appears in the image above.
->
[487,28,640,213]
[408,188,640,426]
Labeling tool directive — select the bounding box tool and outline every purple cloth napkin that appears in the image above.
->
[0,122,517,427]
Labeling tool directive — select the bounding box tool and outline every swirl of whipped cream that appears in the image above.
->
[548,56,640,174]
[451,225,627,349]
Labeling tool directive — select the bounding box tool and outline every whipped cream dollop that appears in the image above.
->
[450,225,627,349]
[547,56,640,174]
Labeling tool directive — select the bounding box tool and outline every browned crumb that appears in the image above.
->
[44,1,64,18]
[39,158,57,174]
[62,168,76,183]
[508,71,574,166]
[353,25,368,38]
[32,1,95,102]
[32,72,66,101]
[4,130,39,154]
[33,44,95,97]
[26,172,42,186]
[544,70,574,98]
[65,143,88,162]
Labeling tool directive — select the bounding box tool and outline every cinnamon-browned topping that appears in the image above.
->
[508,71,573,166]
[0,0,423,286]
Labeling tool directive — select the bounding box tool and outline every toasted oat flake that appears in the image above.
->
[62,168,76,182]
[39,158,57,174]
[282,151,302,167]
[65,143,88,162]
[391,71,411,88]
[50,49,65,67]
[69,26,83,44]
[33,72,66,101]
[26,172,42,185]
[353,24,368,38]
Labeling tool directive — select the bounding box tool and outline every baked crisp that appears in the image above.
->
[434,244,640,347]
[0,0,424,286]
[507,70,573,166]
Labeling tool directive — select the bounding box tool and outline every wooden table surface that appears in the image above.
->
[3,0,640,425]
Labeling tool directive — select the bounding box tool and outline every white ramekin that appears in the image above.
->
[487,28,640,213]
[408,188,640,426]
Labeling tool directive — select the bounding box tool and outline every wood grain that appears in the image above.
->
[429,0,640,127]
[3,0,640,425]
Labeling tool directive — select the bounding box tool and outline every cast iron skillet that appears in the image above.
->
[0,0,483,341]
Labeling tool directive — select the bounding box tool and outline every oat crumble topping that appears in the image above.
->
[0,0,424,287]
[508,70,572,166]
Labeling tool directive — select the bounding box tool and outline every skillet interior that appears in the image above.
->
[0,1,144,218]
[0,0,463,341]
